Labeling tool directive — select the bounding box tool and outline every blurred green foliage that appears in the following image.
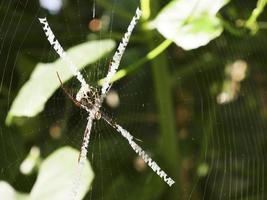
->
[0,147,93,200]
[1,0,267,200]
[6,39,115,125]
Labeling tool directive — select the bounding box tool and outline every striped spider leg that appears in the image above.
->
[39,7,142,169]
[56,72,100,162]
[39,6,175,199]
[56,72,175,187]
[99,7,142,103]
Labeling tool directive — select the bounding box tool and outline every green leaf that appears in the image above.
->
[0,147,94,200]
[6,39,115,125]
[0,182,29,200]
[152,0,229,50]
[30,147,94,200]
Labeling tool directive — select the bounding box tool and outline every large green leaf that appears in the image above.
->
[152,0,229,50]
[30,147,94,200]
[0,182,28,200]
[0,147,94,200]
[6,39,115,125]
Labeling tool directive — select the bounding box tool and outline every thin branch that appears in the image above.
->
[245,0,267,33]
[98,39,172,86]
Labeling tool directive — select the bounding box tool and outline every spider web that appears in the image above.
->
[1,0,267,200]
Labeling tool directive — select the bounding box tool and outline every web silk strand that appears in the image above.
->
[102,116,175,187]
[100,7,142,101]
[38,17,88,89]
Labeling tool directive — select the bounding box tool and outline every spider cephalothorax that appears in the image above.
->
[76,85,99,108]
[56,72,102,120]
[75,84,101,120]
[41,8,174,198]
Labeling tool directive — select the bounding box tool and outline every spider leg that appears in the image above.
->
[101,113,175,187]
[56,72,84,109]
[71,114,94,200]
[100,7,142,102]
[39,17,88,88]
[78,114,94,163]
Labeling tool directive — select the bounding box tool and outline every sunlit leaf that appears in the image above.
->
[0,181,28,200]
[0,147,93,200]
[30,147,94,200]
[6,39,115,125]
[152,0,229,50]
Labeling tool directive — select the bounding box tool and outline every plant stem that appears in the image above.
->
[245,0,267,33]
[141,0,151,20]
[150,43,179,171]
[146,1,180,198]
[149,34,180,194]
[217,14,245,36]
[98,39,172,85]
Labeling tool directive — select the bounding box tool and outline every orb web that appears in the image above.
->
[1,0,267,200]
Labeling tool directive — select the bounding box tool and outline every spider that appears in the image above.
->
[39,6,175,198]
